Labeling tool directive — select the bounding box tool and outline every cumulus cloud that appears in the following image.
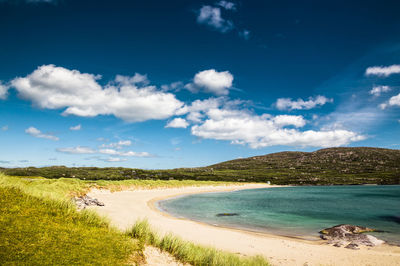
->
[161,81,184,92]
[0,81,9,100]
[365,65,400,77]
[25,126,59,141]
[56,146,95,154]
[380,93,400,110]
[57,145,151,157]
[190,107,364,149]
[69,124,81,131]
[11,65,184,122]
[1,125,8,131]
[100,157,128,162]
[165,118,189,128]
[275,95,333,111]
[98,148,151,157]
[217,1,236,10]
[185,69,234,95]
[197,5,234,33]
[100,140,132,149]
[273,115,306,128]
[370,85,391,96]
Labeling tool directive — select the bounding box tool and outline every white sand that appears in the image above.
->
[88,184,400,266]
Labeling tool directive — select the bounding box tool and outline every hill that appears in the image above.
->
[1,147,400,185]
[205,147,400,185]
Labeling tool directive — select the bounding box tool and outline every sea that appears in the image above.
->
[158,185,400,245]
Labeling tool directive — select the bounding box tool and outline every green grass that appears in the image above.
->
[0,186,143,265]
[126,219,269,266]
[0,173,269,265]
[0,174,241,202]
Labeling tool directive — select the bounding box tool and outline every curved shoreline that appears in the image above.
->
[149,187,323,244]
[88,184,400,266]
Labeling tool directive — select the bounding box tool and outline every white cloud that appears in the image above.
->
[98,148,151,157]
[161,81,184,92]
[69,124,81,131]
[186,69,234,95]
[369,85,391,96]
[273,115,306,128]
[217,1,236,10]
[114,73,149,86]
[100,140,132,149]
[365,65,400,77]
[56,146,95,154]
[197,5,234,33]
[101,157,127,162]
[0,81,9,100]
[25,126,59,141]
[57,145,151,157]
[11,65,184,122]
[379,93,400,109]
[165,118,189,128]
[1,125,8,131]
[276,95,333,111]
[191,108,364,148]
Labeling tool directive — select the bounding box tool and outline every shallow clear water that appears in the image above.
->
[159,185,400,244]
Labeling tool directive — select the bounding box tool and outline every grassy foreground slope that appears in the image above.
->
[0,175,143,265]
[0,174,269,266]
[2,147,400,185]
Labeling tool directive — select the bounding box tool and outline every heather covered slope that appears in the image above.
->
[207,147,400,185]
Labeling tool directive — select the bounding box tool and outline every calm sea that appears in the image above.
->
[158,185,400,245]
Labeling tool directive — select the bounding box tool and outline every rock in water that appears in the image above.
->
[216,213,239,217]
[319,224,385,248]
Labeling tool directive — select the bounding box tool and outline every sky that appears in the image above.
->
[1,0,400,169]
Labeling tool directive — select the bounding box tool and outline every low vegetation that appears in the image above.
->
[2,147,400,185]
[127,219,269,266]
[0,173,267,265]
[0,186,143,265]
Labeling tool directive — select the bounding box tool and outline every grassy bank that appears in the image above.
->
[0,186,143,265]
[0,174,241,201]
[127,219,269,266]
[0,173,269,265]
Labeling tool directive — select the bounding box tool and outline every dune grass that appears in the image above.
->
[126,219,269,266]
[0,186,144,265]
[0,173,269,265]
[0,173,242,201]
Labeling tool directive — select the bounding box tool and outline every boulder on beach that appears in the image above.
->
[319,224,385,248]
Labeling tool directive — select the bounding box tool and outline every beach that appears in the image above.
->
[88,184,400,266]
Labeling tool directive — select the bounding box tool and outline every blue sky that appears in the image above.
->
[1,0,400,169]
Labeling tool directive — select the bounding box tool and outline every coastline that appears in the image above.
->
[88,184,400,266]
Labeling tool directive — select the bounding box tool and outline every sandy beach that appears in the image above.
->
[88,184,400,266]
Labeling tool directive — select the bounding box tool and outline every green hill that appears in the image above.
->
[205,147,400,185]
[2,147,400,185]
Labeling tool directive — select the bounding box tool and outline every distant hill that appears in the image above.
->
[2,147,400,185]
[205,147,400,185]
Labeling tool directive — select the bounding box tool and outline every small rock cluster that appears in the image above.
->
[74,195,105,210]
[319,224,385,250]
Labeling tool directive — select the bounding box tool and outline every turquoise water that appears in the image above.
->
[159,185,400,245]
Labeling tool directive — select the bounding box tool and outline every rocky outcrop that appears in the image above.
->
[74,195,104,210]
[319,224,385,249]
